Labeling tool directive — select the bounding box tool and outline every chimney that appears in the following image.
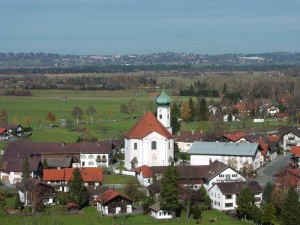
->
[18,152,20,157]
[191,130,194,135]
[61,142,65,147]
[178,131,180,137]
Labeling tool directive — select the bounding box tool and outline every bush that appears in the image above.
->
[14,194,24,210]
[192,206,202,220]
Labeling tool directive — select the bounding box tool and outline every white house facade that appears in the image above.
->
[189,142,261,171]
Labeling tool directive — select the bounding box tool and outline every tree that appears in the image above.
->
[171,114,181,135]
[188,98,195,121]
[85,105,96,123]
[14,194,24,210]
[128,99,137,118]
[172,102,180,118]
[198,98,208,121]
[124,179,145,203]
[180,101,191,122]
[0,108,9,126]
[37,117,43,127]
[71,106,83,125]
[24,116,31,127]
[160,165,180,218]
[262,181,273,205]
[13,116,19,125]
[65,118,73,130]
[236,187,255,220]
[261,203,276,225]
[198,185,211,210]
[42,158,49,169]
[281,187,300,225]
[68,168,89,206]
[21,157,30,181]
[120,104,129,118]
[46,112,56,126]
[142,196,155,213]
[191,206,202,220]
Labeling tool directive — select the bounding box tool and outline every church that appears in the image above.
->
[124,90,175,170]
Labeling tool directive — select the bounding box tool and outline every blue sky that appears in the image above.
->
[1,0,300,55]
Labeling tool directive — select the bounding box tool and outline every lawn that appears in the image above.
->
[0,205,248,225]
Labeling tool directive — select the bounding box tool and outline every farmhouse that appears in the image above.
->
[276,126,300,150]
[124,90,174,169]
[43,167,103,192]
[174,130,206,152]
[149,202,172,219]
[189,142,261,170]
[96,189,133,215]
[209,181,263,211]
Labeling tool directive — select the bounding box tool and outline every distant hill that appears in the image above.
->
[1,52,300,69]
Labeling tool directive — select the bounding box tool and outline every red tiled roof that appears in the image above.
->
[291,146,300,157]
[43,169,65,181]
[43,168,103,183]
[259,141,269,156]
[66,202,80,209]
[125,111,174,139]
[0,128,8,134]
[266,135,280,142]
[96,189,132,205]
[135,165,153,178]
[223,132,245,142]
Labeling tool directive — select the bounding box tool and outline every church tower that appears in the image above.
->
[156,90,172,134]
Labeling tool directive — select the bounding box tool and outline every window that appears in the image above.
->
[88,155,94,159]
[151,141,157,150]
[88,161,94,166]
[168,142,171,149]
[219,174,224,178]
[225,194,232,199]
[134,143,137,150]
[81,155,86,159]
[226,174,230,180]
[218,194,220,198]
[232,174,237,177]
[225,203,233,208]
[211,192,213,196]
[159,114,162,119]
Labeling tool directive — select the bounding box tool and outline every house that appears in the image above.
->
[135,165,153,187]
[149,202,172,219]
[1,158,42,184]
[66,202,81,213]
[218,132,246,143]
[3,141,114,170]
[174,130,206,152]
[291,146,300,167]
[276,126,300,150]
[137,160,246,192]
[244,133,278,161]
[96,189,133,215]
[189,142,261,171]
[43,167,103,192]
[124,90,174,170]
[209,181,263,211]
[267,106,279,117]
[16,178,56,206]
[0,128,11,141]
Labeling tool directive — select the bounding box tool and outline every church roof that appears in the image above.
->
[125,111,174,139]
[156,90,171,106]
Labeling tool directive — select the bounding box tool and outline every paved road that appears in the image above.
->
[256,152,291,187]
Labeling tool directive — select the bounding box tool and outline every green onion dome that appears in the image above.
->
[156,90,171,106]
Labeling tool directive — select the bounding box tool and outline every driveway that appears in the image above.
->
[256,152,291,187]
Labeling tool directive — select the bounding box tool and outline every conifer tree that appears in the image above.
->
[262,181,273,205]
[21,157,30,181]
[281,187,300,225]
[262,203,276,225]
[68,168,89,206]
[42,158,49,169]
[236,187,255,220]
[160,165,179,218]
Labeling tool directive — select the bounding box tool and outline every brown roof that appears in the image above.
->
[3,141,114,161]
[149,202,162,212]
[2,158,41,172]
[213,181,263,194]
[96,189,132,205]
[175,130,206,142]
[66,202,80,209]
[291,146,300,157]
[125,112,174,139]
